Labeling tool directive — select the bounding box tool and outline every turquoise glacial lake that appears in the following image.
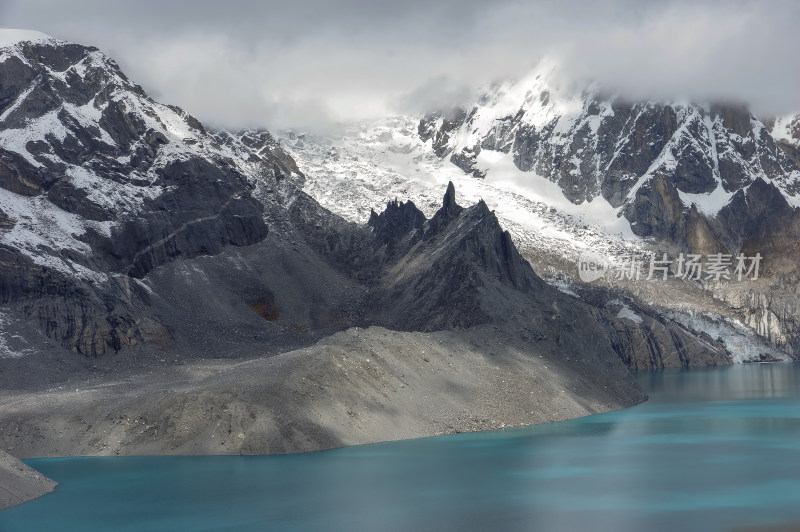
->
[2,363,800,531]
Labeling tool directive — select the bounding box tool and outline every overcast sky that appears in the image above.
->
[2,0,798,132]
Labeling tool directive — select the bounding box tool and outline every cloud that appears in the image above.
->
[550,0,800,116]
[1,0,798,131]
[393,76,476,115]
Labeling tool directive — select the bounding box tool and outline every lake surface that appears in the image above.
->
[3,363,800,531]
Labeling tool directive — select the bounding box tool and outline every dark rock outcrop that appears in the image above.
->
[367,198,425,259]
[418,107,468,158]
[366,183,542,330]
[598,305,731,369]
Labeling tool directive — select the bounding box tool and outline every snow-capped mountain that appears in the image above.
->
[0,30,306,354]
[409,61,800,357]
[0,30,303,270]
[421,60,800,201]
[770,113,800,165]
[0,32,652,459]
[418,60,800,252]
[0,29,789,371]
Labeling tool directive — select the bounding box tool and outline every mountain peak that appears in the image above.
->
[0,29,55,48]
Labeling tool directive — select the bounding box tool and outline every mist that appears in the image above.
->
[2,0,797,132]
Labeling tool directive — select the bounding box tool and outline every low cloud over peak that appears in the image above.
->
[3,0,797,131]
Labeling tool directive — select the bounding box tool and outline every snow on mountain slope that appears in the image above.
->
[0,33,301,279]
[771,114,800,179]
[275,116,650,276]
[772,114,800,146]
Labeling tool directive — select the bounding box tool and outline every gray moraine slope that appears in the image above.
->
[0,449,56,510]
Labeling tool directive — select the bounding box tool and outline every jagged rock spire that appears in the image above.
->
[424,181,464,238]
[443,181,457,212]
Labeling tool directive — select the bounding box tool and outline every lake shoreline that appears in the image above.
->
[4,363,800,531]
